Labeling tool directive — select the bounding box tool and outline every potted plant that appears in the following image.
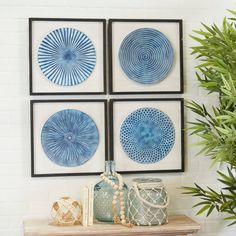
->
[181,10,236,226]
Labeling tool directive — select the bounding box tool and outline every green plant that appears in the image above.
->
[181,10,236,226]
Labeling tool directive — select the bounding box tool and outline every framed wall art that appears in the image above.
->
[30,99,108,177]
[29,18,106,95]
[108,19,183,94]
[110,98,184,173]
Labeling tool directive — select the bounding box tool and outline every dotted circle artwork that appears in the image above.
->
[118,28,173,84]
[120,107,175,164]
[38,27,96,86]
[41,109,99,167]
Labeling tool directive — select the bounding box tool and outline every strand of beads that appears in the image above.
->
[115,173,126,225]
[100,173,132,227]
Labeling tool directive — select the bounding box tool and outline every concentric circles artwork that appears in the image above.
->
[38,27,96,86]
[120,107,175,164]
[118,28,174,84]
[41,109,99,167]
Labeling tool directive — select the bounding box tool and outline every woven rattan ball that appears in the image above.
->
[51,196,82,226]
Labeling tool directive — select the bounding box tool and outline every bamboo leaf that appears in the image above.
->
[196,205,211,215]
[222,77,231,90]
[215,127,230,135]
[201,23,216,35]
[227,167,235,180]
[217,171,232,182]
[193,201,212,208]
[207,205,215,217]
[190,35,204,43]
[227,221,236,226]
[193,30,212,37]
[224,215,236,220]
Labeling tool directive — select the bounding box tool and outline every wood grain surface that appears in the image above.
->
[23,215,200,236]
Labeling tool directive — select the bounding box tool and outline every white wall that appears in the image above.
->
[0,0,235,235]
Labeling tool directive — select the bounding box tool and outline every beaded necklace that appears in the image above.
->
[100,173,132,227]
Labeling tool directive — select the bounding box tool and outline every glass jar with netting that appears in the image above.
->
[128,178,169,226]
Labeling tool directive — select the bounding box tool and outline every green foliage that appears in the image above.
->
[182,167,236,226]
[190,15,236,93]
[186,78,236,167]
[181,10,236,226]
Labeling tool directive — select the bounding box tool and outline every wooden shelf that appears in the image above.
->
[23,215,200,236]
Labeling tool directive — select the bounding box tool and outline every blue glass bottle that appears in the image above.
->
[94,161,128,222]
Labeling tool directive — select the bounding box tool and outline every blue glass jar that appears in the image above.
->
[94,161,128,222]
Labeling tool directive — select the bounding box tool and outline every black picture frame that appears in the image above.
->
[108,19,184,94]
[29,18,107,95]
[109,98,184,174]
[30,99,108,177]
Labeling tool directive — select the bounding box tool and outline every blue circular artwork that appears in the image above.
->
[119,28,174,84]
[38,28,96,86]
[41,109,99,167]
[120,107,175,164]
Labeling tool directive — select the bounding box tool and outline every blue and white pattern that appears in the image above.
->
[120,107,175,164]
[38,28,96,86]
[119,28,173,84]
[41,109,99,167]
